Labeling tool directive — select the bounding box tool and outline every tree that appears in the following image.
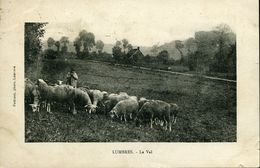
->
[24,22,47,71]
[112,41,123,61]
[112,46,123,61]
[44,48,57,59]
[96,40,104,54]
[186,52,197,71]
[151,45,159,56]
[79,30,88,38]
[227,42,236,74]
[45,38,58,59]
[73,37,81,58]
[78,30,95,54]
[194,31,219,72]
[144,54,152,63]
[175,40,184,63]
[127,44,133,52]
[60,36,69,54]
[115,40,122,47]
[122,39,129,54]
[184,38,198,69]
[47,37,55,48]
[85,32,95,51]
[54,41,60,52]
[184,38,197,53]
[60,36,69,47]
[61,46,68,54]
[214,24,232,35]
[212,24,235,72]
[157,50,169,64]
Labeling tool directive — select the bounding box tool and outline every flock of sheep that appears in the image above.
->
[25,78,179,132]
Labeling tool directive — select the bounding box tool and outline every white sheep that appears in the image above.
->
[136,100,179,132]
[37,79,94,114]
[86,89,108,114]
[109,96,139,122]
[104,92,130,113]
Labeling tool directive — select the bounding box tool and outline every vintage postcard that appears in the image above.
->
[0,0,259,167]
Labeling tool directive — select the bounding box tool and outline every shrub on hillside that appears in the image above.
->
[41,59,74,82]
[44,49,58,59]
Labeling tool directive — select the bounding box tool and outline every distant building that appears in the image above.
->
[127,47,144,62]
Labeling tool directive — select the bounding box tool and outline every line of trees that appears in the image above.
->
[183,24,236,73]
[43,23,236,74]
[45,30,106,60]
[145,24,236,74]
[112,39,134,63]
[45,36,71,59]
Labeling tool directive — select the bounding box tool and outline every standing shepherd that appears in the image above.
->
[66,68,78,88]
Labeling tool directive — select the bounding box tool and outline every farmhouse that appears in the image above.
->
[127,47,144,62]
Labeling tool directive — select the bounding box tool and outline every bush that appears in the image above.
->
[157,50,169,64]
[41,59,74,82]
[90,51,98,58]
[96,52,114,62]
[44,49,58,59]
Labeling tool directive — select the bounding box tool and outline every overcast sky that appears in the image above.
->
[42,0,238,46]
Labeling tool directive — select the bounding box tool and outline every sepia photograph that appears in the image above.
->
[25,21,236,142]
[1,0,259,167]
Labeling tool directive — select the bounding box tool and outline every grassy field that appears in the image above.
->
[25,59,236,142]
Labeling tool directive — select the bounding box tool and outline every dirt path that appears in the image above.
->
[87,60,236,83]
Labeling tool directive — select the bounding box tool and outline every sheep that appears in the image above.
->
[109,96,139,123]
[138,97,150,110]
[169,103,179,124]
[57,80,63,85]
[25,78,36,104]
[25,78,41,112]
[104,92,130,113]
[136,100,179,132]
[37,79,94,114]
[138,97,173,126]
[28,92,41,113]
[73,88,96,114]
[86,89,108,114]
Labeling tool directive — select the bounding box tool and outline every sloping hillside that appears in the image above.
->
[25,59,236,142]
